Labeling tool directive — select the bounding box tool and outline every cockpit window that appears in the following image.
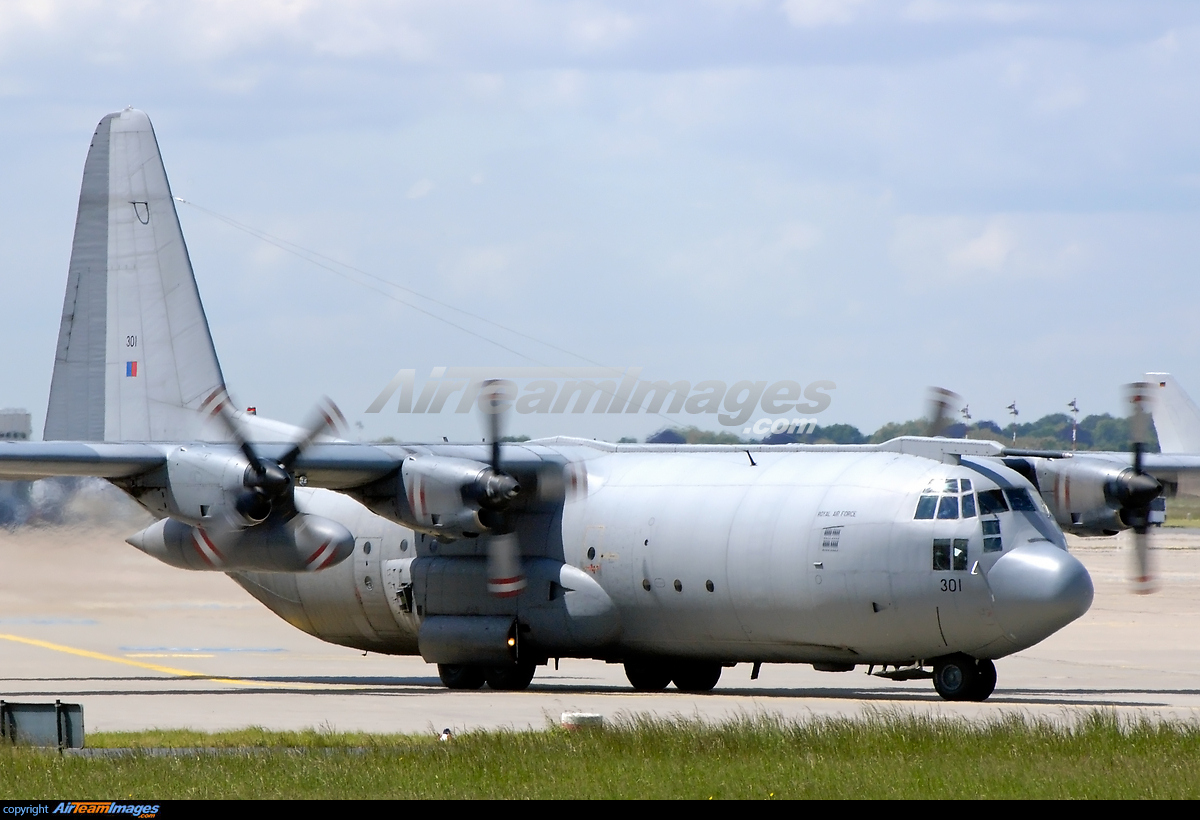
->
[978,489,1008,514]
[932,538,951,570]
[943,479,958,493]
[914,495,937,519]
[961,493,976,518]
[1004,488,1038,512]
[936,495,959,520]
[960,478,972,492]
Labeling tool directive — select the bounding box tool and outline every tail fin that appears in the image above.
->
[44,108,225,442]
[1145,373,1200,453]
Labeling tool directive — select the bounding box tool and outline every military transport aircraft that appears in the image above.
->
[0,108,1101,702]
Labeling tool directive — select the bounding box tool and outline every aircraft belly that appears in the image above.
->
[234,490,421,654]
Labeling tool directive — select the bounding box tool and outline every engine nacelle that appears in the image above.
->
[134,445,269,530]
[399,455,496,540]
[1031,456,1142,536]
[126,512,354,572]
[391,453,570,543]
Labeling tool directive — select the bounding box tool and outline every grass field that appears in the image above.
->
[4,712,1200,799]
[1165,495,1200,527]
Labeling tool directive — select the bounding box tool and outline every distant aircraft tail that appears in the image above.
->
[1145,373,1200,453]
[44,108,226,442]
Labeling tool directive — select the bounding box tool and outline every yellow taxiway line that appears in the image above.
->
[0,633,334,689]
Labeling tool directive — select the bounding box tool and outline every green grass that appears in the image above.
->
[4,712,1200,799]
[1164,495,1200,527]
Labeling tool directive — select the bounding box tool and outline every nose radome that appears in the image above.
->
[987,542,1094,649]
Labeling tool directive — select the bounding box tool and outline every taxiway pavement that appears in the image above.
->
[3,524,1199,735]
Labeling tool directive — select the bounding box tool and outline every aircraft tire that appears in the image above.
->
[485,660,537,691]
[967,658,997,701]
[624,660,673,691]
[932,654,978,701]
[438,664,486,690]
[671,661,722,693]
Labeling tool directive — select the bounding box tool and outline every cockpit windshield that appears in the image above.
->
[1004,488,1038,512]
[978,489,1008,515]
[913,477,977,520]
[936,495,959,519]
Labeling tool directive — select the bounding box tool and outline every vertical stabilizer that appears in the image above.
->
[1145,373,1200,454]
[45,108,225,442]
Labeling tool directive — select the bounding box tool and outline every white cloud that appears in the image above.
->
[903,0,1042,25]
[776,222,822,252]
[780,0,868,28]
[945,220,1015,271]
[567,9,638,50]
[890,215,1089,282]
[406,179,435,199]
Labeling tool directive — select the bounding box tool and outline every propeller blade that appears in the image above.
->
[487,532,526,597]
[478,380,525,597]
[1130,525,1156,595]
[1124,381,1159,594]
[202,388,261,472]
[279,396,346,469]
[202,391,348,525]
[926,387,961,437]
[481,379,511,473]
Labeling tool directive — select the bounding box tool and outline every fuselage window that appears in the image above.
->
[936,495,959,519]
[1004,488,1038,512]
[914,495,937,519]
[932,538,951,570]
[982,519,1002,552]
[932,538,969,571]
[978,489,1009,515]
[952,538,968,570]
[961,493,977,518]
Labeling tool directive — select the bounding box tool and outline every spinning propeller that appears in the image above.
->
[479,380,526,598]
[204,390,346,525]
[1119,382,1160,594]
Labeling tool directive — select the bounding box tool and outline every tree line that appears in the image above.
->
[644,412,1158,452]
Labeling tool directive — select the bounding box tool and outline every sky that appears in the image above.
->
[1,0,1198,443]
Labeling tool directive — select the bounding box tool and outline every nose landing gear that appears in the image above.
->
[931,654,997,701]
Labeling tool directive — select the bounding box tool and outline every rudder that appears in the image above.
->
[1145,372,1200,454]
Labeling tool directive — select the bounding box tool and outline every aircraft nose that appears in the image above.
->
[987,542,1093,649]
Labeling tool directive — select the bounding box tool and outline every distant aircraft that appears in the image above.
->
[982,375,1200,595]
[0,109,1097,702]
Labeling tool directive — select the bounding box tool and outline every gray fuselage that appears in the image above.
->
[225,443,1093,667]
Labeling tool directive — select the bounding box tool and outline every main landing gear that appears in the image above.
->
[624,659,723,693]
[930,653,996,702]
[438,660,537,691]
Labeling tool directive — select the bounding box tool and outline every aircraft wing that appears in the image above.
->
[1141,453,1200,485]
[0,442,167,480]
[0,441,402,488]
[265,443,400,488]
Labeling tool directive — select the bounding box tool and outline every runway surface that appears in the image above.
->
[3,523,1200,735]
